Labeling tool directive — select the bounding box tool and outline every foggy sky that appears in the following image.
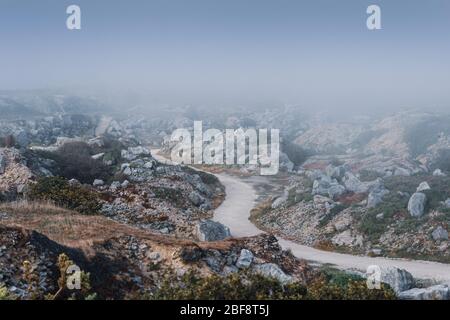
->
[0,0,450,112]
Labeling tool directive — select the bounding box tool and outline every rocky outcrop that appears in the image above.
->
[235,249,254,269]
[433,169,446,177]
[399,284,449,300]
[407,193,427,217]
[312,176,346,200]
[432,226,449,241]
[253,263,293,284]
[196,220,231,242]
[367,185,389,208]
[343,173,383,194]
[416,181,431,192]
[121,146,151,161]
[380,267,415,294]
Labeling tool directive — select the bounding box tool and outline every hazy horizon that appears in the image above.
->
[1,0,450,113]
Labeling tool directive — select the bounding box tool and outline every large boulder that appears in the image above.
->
[253,263,293,284]
[121,146,151,161]
[407,193,427,217]
[367,187,389,208]
[189,191,205,207]
[380,267,415,294]
[343,173,383,194]
[272,189,289,209]
[235,249,254,269]
[312,176,346,200]
[432,226,449,241]
[196,220,231,241]
[399,284,449,300]
[325,164,346,180]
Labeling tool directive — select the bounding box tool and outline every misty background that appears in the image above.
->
[0,0,449,114]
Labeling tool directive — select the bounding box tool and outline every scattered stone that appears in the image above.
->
[235,249,254,269]
[369,248,383,256]
[110,181,121,192]
[147,251,161,260]
[367,187,389,208]
[312,176,346,200]
[432,226,449,241]
[93,179,104,187]
[331,230,363,247]
[416,182,431,192]
[407,192,426,217]
[68,178,80,186]
[444,199,450,208]
[399,284,449,300]
[433,169,446,177]
[91,153,104,160]
[272,194,288,209]
[253,263,293,284]
[394,167,411,176]
[196,220,231,242]
[376,213,384,220]
[325,164,346,179]
[189,191,204,207]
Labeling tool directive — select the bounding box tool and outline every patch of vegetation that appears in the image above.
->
[152,187,185,207]
[151,270,395,300]
[282,141,311,168]
[37,141,113,184]
[404,117,450,157]
[351,129,385,150]
[433,149,450,173]
[28,177,101,215]
[357,192,407,243]
[0,286,16,300]
[384,175,450,211]
[318,204,348,228]
[286,188,313,207]
[389,248,450,264]
[359,170,384,182]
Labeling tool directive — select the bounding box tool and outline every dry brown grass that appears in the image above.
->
[0,200,239,253]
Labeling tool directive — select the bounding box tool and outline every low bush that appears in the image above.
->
[28,177,101,215]
[152,270,395,300]
[282,141,311,168]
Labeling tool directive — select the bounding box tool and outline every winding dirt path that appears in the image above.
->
[151,149,450,282]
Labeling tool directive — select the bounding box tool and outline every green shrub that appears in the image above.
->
[151,270,395,300]
[153,271,307,300]
[404,117,450,157]
[28,177,101,215]
[282,142,311,168]
[39,142,113,184]
[306,275,395,300]
[152,187,185,206]
[359,170,384,182]
[357,192,408,242]
[0,286,15,300]
[318,204,348,228]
